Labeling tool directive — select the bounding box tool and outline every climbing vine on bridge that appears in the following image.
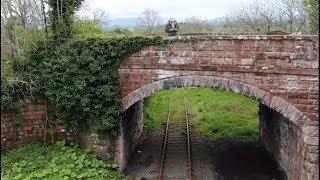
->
[27,35,162,135]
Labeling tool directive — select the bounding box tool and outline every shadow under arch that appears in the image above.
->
[121,75,311,130]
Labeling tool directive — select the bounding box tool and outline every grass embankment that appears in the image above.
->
[144,87,259,141]
[1,141,123,180]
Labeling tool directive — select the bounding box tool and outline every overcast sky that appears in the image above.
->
[77,0,255,20]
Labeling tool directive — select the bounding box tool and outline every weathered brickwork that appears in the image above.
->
[119,35,319,179]
[115,100,144,170]
[1,100,67,151]
[259,103,319,180]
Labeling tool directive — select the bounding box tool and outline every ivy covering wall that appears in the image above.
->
[26,35,162,135]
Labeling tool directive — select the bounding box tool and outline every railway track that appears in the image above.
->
[126,95,282,179]
[158,98,193,180]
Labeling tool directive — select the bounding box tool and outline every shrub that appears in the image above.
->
[1,141,123,179]
[1,26,47,112]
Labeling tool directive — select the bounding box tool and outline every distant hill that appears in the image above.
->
[101,17,139,30]
[208,17,226,25]
[101,17,227,31]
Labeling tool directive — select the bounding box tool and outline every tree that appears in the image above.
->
[277,0,309,33]
[48,0,84,41]
[92,8,109,23]
[182,16,213,34]
[303,0,319,34]
[1,0,48,64]
[76,1,110,24]
[74,2,110,36]
[138,8,161,35]
[1,0,48,29]
[1,0,45,110]
[223,0,310,34]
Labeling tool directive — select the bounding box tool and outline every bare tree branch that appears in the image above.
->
[138,8,161,35]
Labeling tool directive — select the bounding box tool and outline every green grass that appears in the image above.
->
[143,87,259,141]
[1,141,123,180]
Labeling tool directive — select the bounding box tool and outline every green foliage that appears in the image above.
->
[1,63,36,112]
[1,27,47,65]
[27,35,162,135]
[48,0,84,41]
[1,141,123,179]
[13,28,48,61]
[1,27,46,112]
[303,0,319,34]
[144,87,259,141]
[110,28,133,35]
[73,20,105,36]
[1,66,15,112]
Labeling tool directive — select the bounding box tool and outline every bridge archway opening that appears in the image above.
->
[119,75,311,179]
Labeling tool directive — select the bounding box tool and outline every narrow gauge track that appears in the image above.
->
[158,98,193,180]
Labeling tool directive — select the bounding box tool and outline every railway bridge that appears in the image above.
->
[117,35,319,179]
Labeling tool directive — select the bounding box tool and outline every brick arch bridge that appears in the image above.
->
[117,35,318,179]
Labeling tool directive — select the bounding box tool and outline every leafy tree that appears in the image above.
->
[48,0,84,41]
[73,19,105,36]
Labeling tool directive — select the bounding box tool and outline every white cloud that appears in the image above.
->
[77,0,255,20]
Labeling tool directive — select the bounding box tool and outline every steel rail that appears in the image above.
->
[158,98,171,180]
[185,98,193,180]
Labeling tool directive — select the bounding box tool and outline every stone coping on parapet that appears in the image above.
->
[163,35,319,41]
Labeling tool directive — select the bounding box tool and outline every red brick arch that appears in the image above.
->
[121,75,310,128]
